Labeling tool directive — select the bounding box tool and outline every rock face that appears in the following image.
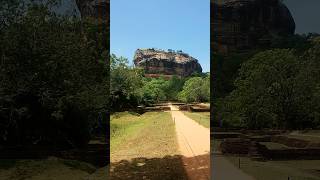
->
[19,0,108,19]
[75,0,109,19]
[134,48,202,77]
[212,0,296,53]
[19,0,80,17]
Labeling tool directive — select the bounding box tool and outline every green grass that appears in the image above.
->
[288,135,320,143]
[110,111,179,161]
[183,111,210,128]
[226,156,320,180]
[0,160,17,170]
[287,130,320,142]
[110,112,147,153]
[110,112,187,179]
[260,142,291,150]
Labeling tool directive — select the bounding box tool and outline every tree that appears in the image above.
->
[163,76,185,101]
[110,54,143,111]
[141,78,168,105]
[0,4,109,147]
[178,76,210,103]
[220,48,320,129]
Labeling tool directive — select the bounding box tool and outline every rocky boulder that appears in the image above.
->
[134,48,202,77]
[211,0,296,53]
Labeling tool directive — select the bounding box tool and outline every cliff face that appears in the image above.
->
[212,0,296,53]
[75,0,109,19]
[134,49,202,77]
[18,0,80,17]
[19,1,107,19]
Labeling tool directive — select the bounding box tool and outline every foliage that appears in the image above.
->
[109,55,210,110]
[110,54,143,111]
[141,78,167,105]
[163,75,185,101]
[140,75,187,104]
[212,51,258,99]
[178,75,210,103]
[219,48,320,129]
[0,3,109,147]
[212,34,320,129]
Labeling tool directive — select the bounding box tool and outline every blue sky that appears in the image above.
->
[111,0,210,72]
[284,0,320,34]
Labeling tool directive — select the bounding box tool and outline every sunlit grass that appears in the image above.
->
[110,112,179,161]
[183,111,210,128]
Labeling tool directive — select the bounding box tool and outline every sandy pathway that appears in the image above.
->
[169,104,210,180]
[212,153,255,180]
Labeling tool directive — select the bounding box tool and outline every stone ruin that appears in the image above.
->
[218,132,320,160]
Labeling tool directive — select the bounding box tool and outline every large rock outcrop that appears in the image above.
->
[75,0,109,19]
[18,0,108,19]
[211,0,296,53]
[17,1,80,17]
[134,48,202,77]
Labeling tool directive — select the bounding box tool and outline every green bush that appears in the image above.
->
[0,3,109,147]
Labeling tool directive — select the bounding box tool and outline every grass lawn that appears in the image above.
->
[183,111,210,128]
[288,135,320,142]
[286,130,320,142]
[260,142,291,150]
[110,111,187,180]
[110,111,179,161]
[288,135,320,143]
[110,111,147,154]
[226,156,320,180]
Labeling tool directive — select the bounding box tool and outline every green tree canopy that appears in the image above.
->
[178,76,210,103]
[0,4,109,147]
[220,48,320,129]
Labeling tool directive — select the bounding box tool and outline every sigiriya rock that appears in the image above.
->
[211,0,296,53]
[133,48,202,78]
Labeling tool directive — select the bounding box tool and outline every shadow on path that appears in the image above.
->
[212,153,255,180]
[110,154,210,180]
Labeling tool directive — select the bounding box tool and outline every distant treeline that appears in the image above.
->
[110,54,210,112]
[0,2,109,148]
[213,34,320,129]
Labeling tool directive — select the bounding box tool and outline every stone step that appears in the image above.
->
[248,141,262,158]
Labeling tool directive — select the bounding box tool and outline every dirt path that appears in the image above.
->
[169,104,255,180]
[212,153,255,180]
[169,104,210,180]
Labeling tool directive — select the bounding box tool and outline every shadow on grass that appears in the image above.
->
[110,155,187,180]
[110,154,210,180]
[0,143,109,168]
[0,159,17,170]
